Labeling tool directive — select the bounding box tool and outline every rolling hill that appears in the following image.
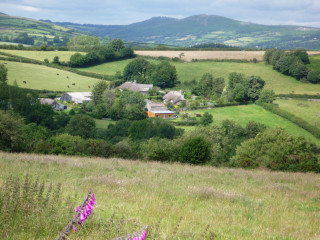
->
[0,13,80,46]
[49,14,320,49]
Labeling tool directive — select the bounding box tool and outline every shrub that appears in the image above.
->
[179,137,211,164]
[231,128,320,172]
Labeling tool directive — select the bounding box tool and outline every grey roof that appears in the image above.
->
[163,90,185,104]
[60,92,92,104]
[120,81,153,92]
[39,98,57,105]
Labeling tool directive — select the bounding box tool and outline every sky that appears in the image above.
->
[1,0,320,28]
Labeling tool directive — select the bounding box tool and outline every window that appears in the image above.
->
[156,115,159,117]
[169,115,171,117]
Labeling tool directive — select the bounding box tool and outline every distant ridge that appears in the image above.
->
[51,14,320,49]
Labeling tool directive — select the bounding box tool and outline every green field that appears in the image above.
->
[308,55,320,71]
[175,104,320,144]
[0,49,82,62]
[79,59,320,95]
[95,119,115,129]
[274,99,320,129]
[1,60,101,91]
[1,152,319,239]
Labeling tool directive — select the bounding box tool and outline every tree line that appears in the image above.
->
[264,49,320,84]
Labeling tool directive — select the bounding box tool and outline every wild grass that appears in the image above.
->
[0,49,82,62]
[95,119,116,129]
[0,152,319,239]
[1,60,101,92]
[274,99,320,130]
[175,104,320,144]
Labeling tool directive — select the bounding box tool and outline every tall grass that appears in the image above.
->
[0,152,319,239]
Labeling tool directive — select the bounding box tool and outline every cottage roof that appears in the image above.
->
[39,98,57,105]
[163,90,185,104]
[120,81,153,92]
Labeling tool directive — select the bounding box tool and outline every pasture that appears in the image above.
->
[0,152,319,239]
[1,60,101,91]
[80,59,320,95]
[175,104,320,144]
[308,54,320,72]
[274,98,320,129]
[0,49,82,62]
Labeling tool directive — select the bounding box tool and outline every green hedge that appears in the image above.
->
[275,94,320,99]
[258,103,320,139]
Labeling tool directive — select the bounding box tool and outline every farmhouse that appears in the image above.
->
[146,100,175,119]
[59,92,92,104]
[119,80,153,95]
[163,90,185,105]
[39,98,64,110]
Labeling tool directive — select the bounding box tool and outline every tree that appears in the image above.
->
[244,76,265,102]
[180,137,211,164]
[200,112,213,126]
[53,56,60,64]
[0,111,26,152]
[66,114,96,139]
[152,61,178,88]
[199,73,214,97]
[289,59,308,80]
[0,64,8,85]
[92,80,109,105]
[109,39,125,52]
[69,53,86,67]
[232,83,246,103]
[256,89,276,104]
[307,70,320,84]
[263,49,277,64]
[121,90,145,107]
[53,36,60,43]
[123,58,154,82]
[212,77,225,97]
[227,72,245,91]
[293,49,310,64]
[109,98,125,120]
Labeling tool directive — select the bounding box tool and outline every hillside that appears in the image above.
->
[0,13,80,46]
[1,152,319,239]
[50,14,320,49]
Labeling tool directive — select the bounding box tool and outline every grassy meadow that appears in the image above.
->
[308,54,320,71]
[1,60,101,91]
[274,99,320,129]
[0,49,82,62]
[174,104,320,144]
[79,59,320,95]
[0,152,319,239]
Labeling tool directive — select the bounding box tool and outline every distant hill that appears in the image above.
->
[51,14,320,49]
[0,14,80,46]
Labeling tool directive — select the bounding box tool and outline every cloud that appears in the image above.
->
[16,5,42,12]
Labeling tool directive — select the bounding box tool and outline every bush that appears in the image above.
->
[231,128,320,172]
[179,137,211,164]
[307,70,320,84]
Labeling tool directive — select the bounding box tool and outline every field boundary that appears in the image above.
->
[258,103,320,139]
